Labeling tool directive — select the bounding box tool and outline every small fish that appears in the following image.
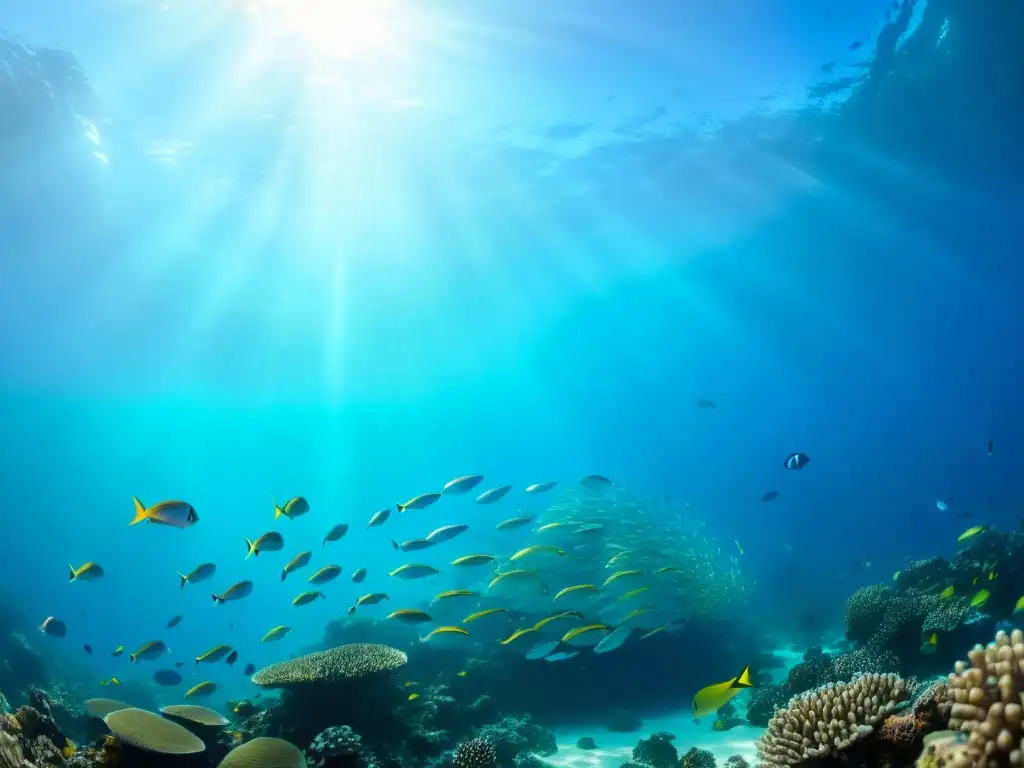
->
[166,615,183,629]
[111,645,124,657]
[958,526,987,543]
[619,587,650,602]
[988,440,994,456]
[510,544,564,562]
[273,496,310,520]
[990,571,998,581]
[185,681,219,699]
[292,591,325,606]
[40,617,67,637]
[431,590,479,604]
[244,532,284,559]
[323,524,349,547]
[389,564,440,580]
[366,510,391,528]
[695,399,717,409]
[501,627,539,645]
[226,650,238,665]
[408,693,420,701]
[403,681,418,688]
[594,626,632,654]
[262,626,291,642]
[309,565,342,585]
[351,567,367,583]
[177,562,216,589]
[213,580,254,605]
[893,571,901,582]
[553,584,598,601]
[452,554,497,567]
[783,453,810,470]
[196,645,233,665]
[580,475,613,491]
[970,589,990,608]
[387,609,433,624]
[100,676,121,686]
[426,524,470,543]
[973,576,980,586]
[348,593,389,613]
[68,562,104,582]
[463,608,507,623]
[443,475,484,495]
[243,663,256,675]
[153,669,183,686]
[640,626,667,640]
[602,570,645,588]
[536,522,567,533]
[561,624,612,645]
[692,665,753,717]
[655,566,682,575]
[940,586,955,599]
[281,551,312,581]
[734,540,744,556]
[936,500,949,512]
[233,700,258,716]
[928,632,938,647]
[488,570,544,591]
[497,516,535,531]
[421,626,470,641]
[476,485,512,504]
[392,538,436,552]
[130,498,199,528]
[534,611,584,631]
[83,644,92,654]
[525,640,560,660]
[544,651,579,662]
[760,491,778,502]
[130,640,168,663]
[456,671,467,677]
[525,482,558,494]
[849,40,863,50]
[398,493,442,512]
[175,661,185,668]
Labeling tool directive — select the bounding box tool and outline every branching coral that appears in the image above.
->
[844,585,895,644]
[756,673,908,768]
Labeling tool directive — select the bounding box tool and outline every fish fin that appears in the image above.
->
[212,594,223,606]
[391,540,399,550]
[244,537,256,559]
[177,572,188,589]
[733,665,753,688]
[68,565,76,581]
[129,655,136,664]
[281,570,286,582]
[347,605,356,615]
[397,502,406,513]
[130,497,148,525]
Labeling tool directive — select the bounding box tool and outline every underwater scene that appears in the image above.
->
[2,0,1024,768]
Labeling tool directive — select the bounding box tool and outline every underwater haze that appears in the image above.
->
[2,0,1024,766]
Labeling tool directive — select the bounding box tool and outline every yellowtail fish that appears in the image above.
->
[640,626,666,640]
[352,568,368,583]
[273,496,310,520]
[970,589,990,608]
[1015,596,1024,613]
[130,640,168,663]
[68,562,104,582]
[426,524,470,543]
[510,545,565,562]
[734,540,744,556]
[308,565,342,585]
[366,509,390,529]
[463,608,507,624]
[195,645,233,665]
[973,576,980,586]
[185,681,218,699]
[348,593,389,614]
[387,609,433,624]
[212,580,253,605]
[654,566,682,575]
[392,539,436,553]
[452,554,497,567]
[177,563,216,589]
[292,591,325,606]
[940,586,955,599]
[476,485,512,505]
[421,626,470,641]
[619,607,652,624]
[692,665,753,717]
[226,650,238,666]
[456,671,467,677]
[262,626,291,642]
[536,523,566,533]
[561,624,612,645]
[397,493,442,513]
[166,615,183,629]
[389,564,440,580]
[39,617,67,637]
[928,632,938,647]
[431,590,479,604]
[553,585,598,601]
[525,482,558,494]
[619,587,651,602]
[602,570,645,588]
[989,571,998,581]
[322,524,349,547]
[893,571,901,582]
[130,498,199,529]
[487,570,543,591]
[958,525,987,543]
[111,645,124,657]
[496,516,535,531]
[281,551,312,581]
[403,681,418,688]
[244,532,284,559]
[443,475,484,495]
[408,693,420,701]
[99,677,120,686]
[501,627,539,645]
[534,611,584,631]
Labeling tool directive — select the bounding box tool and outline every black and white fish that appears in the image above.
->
[783,453,810,470]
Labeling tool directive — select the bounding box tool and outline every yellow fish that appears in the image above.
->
[110,646,124,657]
[431,590,479,604]
[348,593,389,614]
[561,624,612,644]
[655,566,682,575]
[893,571,901,581]
[291,591,325,607]
[261,626,291,643]
[970,589,990,608]
[130,498,199,528]
[928,632,938,647]
[553,585,597,601]
[185,681,219,699]
[408,693,420,701]
[692,665,753,717]
[973,576,980,586]
[451,554,497,567]
[456,671,467,677]
[99,677,120,686]
[68,562,104,582]
[281,551,312,581]
[958,525,987,543]
[534,611,584,631]
[602,570,645,588]
[1014,596,1024,613]
[618,587,650,602]
[195,645,233,664]
[403,681,418,688]
[387,609,433,624]
[940,586,955,599]
[535,523,566,533]
[421,626,470,641]
[487,570,543,591]
[640,626,666,640]
[510,545,565,562]
[463,608,507,624]
[500,627,539,645]
[989,571,998,581]
[274,496,310,520]
[397,493,442,512]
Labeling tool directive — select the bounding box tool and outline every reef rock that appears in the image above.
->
[307,725,377,768]
[632,733,677,768]
[471,716,556,766]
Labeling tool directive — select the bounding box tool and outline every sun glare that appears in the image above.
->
[244,0,396,59]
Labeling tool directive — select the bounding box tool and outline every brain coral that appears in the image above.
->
[252,643,407,688]
[104,708,206,755]
[756,673,908,768]
[218,737,307,768]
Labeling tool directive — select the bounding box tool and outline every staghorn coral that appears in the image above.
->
[632,733,677,768]
[452,739,497,768]
[252,644,407,688]
[756,673,908,768]
[844,585,895,644]
[681,747,716,768]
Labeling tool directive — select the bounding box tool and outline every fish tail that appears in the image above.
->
[68,565,76,582]
[396,502,406,513]
[129,655,136,664]
[322,539,327,548]
[130,497,148,525]
[245,537,257,559]
[177,572,188,590]
[212,594,224,606]
[391,540,399,550]
[347,605,356,615]
[733,665,753,688]
[280,570,286,582]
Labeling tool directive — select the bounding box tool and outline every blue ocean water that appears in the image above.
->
[1,0,1023,735]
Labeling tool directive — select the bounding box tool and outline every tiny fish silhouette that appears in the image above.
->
[849,40,863,50]
[696,398,717,409]
[761,491,779,502]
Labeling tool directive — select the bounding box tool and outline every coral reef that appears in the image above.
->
[307,726,378,768]
[788,653,836,695]
[632,733,678,768]
[844,585,895,645]
[724,757,749,768]
[575,737,596,750]
[746,683,792,727]
[452,739,497,768]
[471,715,556,767]
[680,747,716,768]
[252,644,408,688]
